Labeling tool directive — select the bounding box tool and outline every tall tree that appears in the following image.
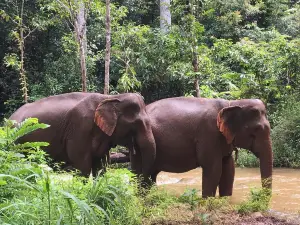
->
[160,0,171,33]
[188,0,202,97]
[44,0,89,92]
[104,0,111,94]
[0,0,44,102]
[74,1,88,92]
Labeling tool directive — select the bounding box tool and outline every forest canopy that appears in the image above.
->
[0,0,299,119]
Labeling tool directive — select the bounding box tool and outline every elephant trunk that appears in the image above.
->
[255,134,273,190]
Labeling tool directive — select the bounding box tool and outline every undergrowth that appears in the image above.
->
[0,119,178,224]
[236,188,272,214]
[0,119,274,224]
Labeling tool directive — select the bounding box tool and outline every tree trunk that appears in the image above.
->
[19,28,28,103]
[194,78,200,98]
[104,0,111,95]
[192,53,200,97]
[75,1,87,92]
[19,0,28,103]
[160,0,171,33]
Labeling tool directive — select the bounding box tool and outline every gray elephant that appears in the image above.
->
[9,92,156,177]
[131,97,273,197]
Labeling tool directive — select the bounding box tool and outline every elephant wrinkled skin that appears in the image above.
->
[136,97,273,198]
[9,92,156,177]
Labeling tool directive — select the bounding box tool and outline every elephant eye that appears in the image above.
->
[122,103,140,119]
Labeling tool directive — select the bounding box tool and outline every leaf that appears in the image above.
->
[9,118,50,142]
[60,191,100,224]
[0,179,7,186]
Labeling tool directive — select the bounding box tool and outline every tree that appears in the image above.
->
[104,0,111,94]
[0,0,43,102]
[178,0,204,97]
[160,0,171,33]
[43,0,90,92]
[75,1,88,92]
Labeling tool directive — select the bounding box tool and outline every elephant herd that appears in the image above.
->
[9,92,273,198]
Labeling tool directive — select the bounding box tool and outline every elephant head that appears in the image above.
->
[217,99,273,189]
[94,93,156,176]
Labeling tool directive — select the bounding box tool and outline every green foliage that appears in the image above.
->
[112,24,149,92]
[0,168,143,224]
[0,118,49,202]
[1,0,300,170]
[0,118,49,151]
[236,188,272,214]
[143,186,179,218]
[236,149,259,168]
[271,98,300,168]
[199,196,231,212]
[179,188,201,210]
[0,119,183,224]
[87,168,143,225]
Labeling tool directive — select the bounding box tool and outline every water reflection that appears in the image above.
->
[157,168,300,214]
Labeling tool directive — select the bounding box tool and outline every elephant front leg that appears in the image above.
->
[130,146,142,174]
[202,162,222,198]
[92,153,109,177]
[130,148,156,188]
[218,155,235,197]
[66,140,92,177]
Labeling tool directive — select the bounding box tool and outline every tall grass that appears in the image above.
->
[0,119,179,224]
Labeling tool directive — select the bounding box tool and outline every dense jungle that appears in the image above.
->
[0,0,300,224]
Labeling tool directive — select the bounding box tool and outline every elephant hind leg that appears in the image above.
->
[218,155,235,197]
[66,140,92,177]
[150,171,159,183]
[201,162,222,198]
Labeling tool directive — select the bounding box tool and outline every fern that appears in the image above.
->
[7,118,50,143]
[11,142,49,151]
[0,118,50,152]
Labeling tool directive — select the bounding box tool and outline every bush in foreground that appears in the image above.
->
[0,119,179,224]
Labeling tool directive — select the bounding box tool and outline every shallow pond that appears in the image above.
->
[157,168,300,214]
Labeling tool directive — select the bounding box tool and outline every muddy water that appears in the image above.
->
[157,168,300,214]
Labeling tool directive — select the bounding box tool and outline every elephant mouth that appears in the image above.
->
[233,135,257,157]
[250,136,260,158]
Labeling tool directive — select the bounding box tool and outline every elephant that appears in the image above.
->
[130,97,273,198]
[9,92,156,177]
[110,151,130,164]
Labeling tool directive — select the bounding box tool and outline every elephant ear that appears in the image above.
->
[217,106,242,144]
[94,99,121,136]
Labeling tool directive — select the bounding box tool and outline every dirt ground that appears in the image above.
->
[150,214,299,225]
[144,204,300,225]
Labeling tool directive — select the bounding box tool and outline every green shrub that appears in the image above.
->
[143,186,179,218]
[236,188,272,214]
[0,118,50,203]
[179,188,201,210]
[0,168,144,224]
[87,168,143,225]
[271,99,300,168]
[236,149,259,168]
[200,197,231,212]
